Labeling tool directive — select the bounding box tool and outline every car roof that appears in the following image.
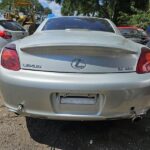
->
[46,16,108,20]
[118,26,146,32]
[0,18,13,21]
[118,26,138,29]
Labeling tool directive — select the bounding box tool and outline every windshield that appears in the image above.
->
[42,17,115,33]
[0,20,25,31]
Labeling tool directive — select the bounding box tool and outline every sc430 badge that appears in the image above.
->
[118,66,133,71]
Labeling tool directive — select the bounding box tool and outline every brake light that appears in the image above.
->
[0,30,12,39]
[1,44,20,71]
[136,47,150,74]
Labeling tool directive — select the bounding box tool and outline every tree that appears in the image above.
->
[0,0,12,10]
[54,0,150,25]
[55,0,100,16]
[44,7,52,15]
[0,0,44,12]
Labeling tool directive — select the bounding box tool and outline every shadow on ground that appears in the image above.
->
[26,115,150,150]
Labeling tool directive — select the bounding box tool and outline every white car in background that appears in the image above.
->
[0,19,28,50]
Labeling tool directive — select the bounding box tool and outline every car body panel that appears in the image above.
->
[0,69,150,120]
[9,30,28,40]
[118,26,150,45]
[17,30,140,73]
[0,19,28,50]
[0,37,10,50]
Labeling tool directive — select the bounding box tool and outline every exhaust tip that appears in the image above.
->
[14,112,20,116]
[130,107,143,123]
[16,104,24,114]
[132,116,142,123]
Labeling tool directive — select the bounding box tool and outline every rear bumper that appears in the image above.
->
[1,69,150,120]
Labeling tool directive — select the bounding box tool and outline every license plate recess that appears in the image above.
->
[59,93,98,105]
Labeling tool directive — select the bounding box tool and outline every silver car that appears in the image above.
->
[0,16,150,121]
[0,19,28,50]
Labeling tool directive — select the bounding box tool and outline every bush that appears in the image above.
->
[118,10,150,29]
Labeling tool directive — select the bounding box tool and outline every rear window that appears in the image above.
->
[0,20,25,31]
[42,17,115,33]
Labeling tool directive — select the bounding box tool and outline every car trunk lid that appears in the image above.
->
[9,30,28,40]
[18,30,139,73]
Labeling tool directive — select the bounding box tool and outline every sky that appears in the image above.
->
[38,0,61,16]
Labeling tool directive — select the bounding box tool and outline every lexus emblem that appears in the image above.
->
[71,58,86,70]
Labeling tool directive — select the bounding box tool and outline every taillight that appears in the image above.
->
[0,30,12,39]
[1,44,20,71]
[136,47,150,74]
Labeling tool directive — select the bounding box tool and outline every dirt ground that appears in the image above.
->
[0,98,150,150]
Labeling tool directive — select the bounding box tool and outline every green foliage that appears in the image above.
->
[31,0,44,12]
[44,7,52,15]
[1,0,150,28]
[118,11,150,29]
[54,0,150,27]
[59,0,100,16]
[0,0,44,12]
[0,0,12,10]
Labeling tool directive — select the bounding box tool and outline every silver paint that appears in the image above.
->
[0,17,150,120]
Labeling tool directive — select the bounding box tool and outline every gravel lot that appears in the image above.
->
[0,97,150,150]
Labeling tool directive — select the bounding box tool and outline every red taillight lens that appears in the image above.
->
[0,30,12,39]
[136,47,150,74]
[1,45,20,71]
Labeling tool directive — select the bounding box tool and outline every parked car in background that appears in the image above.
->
[1,17,150,121]
[118,26,150,45]
[0,19,28,50]
[137,28,150,44]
